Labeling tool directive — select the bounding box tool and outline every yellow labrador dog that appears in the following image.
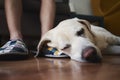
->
[36,18,120,63]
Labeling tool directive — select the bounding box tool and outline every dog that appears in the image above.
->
[36,18,120,63]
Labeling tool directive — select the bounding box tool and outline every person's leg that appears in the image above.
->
[36,0,68,57]
[5,0,23,40]
[0,0,28,56]
[40,0,56,37]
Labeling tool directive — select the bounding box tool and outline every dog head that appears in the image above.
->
[36,18,102,63]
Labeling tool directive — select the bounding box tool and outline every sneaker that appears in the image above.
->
[0,40,28,60]
[43,47,69,58]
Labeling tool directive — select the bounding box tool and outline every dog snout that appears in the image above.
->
[82,47,102,63]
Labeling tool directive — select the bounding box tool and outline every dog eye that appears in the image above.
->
[62,44,71,50]
[76,28,84,36]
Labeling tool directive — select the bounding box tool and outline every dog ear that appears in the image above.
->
[35,40,51,57]
[77,19,91,30]
[76,18,95,37]
[73,18,91,29]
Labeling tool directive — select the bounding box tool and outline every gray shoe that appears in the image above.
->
[0,40,28,60]
[44,47,69,58]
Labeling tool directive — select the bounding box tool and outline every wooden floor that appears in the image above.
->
[0,55,120,80]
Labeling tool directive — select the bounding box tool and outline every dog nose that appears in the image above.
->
[82,47,102,63]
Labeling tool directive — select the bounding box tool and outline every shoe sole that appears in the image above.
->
[44,54,69,58]
[0,52,29,60]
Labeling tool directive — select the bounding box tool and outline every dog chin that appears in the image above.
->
[71,54,102,63]
[71,57,102,63]
[71,57,88,62]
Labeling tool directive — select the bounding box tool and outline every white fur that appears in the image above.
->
[37,18,120,62]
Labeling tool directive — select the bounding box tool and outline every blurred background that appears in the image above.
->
[0,0,120,50]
